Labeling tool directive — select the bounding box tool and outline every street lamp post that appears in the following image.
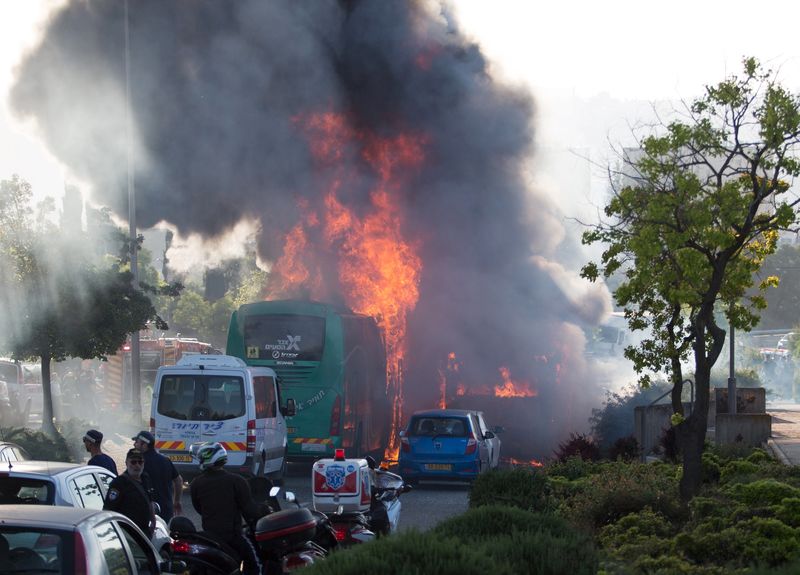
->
[125,0,141,423]
[728,307,737,415]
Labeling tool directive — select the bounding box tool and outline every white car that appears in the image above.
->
[0,460,172,555]
[777,332,798,351]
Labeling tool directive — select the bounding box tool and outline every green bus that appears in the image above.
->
[226,300,391,460]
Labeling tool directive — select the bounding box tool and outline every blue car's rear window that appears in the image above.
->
[409,417,469,437]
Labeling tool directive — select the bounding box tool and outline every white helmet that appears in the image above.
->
[196,442,227,470]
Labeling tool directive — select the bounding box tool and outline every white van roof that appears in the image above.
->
[174,355,247,368]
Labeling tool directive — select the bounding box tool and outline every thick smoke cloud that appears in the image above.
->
[12,0,611,458]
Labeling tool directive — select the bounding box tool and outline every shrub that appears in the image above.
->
[0,427,73,462]
[545,455,596,481]
[435,506,597,575]
[724,479,800,506]
[435,505,574,542]
[554,432,601,462]
[677,517,800,568]
[469,468,552,512]
[479,528,598,575]
[746,448,772,465]
[720,460,761,484]
[304,530,512,575]
[608,435,640,462]
[558,461,684,530]
[772,498,800,528]
[701,452,721,484]
[598,508,676,565]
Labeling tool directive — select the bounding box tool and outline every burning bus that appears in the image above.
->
[227,300,392,461]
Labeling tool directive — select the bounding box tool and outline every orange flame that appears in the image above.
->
[494,366,537,398]
[502,457,544,468]
[275,111,427,462]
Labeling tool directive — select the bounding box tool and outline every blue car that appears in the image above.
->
[398,409,501,484]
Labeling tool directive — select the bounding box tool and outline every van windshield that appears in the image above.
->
[157,375,245,421]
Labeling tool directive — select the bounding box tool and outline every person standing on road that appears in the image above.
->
[132,430,183,522]
[83,429,118,474]
[104,448,155,537]
[191,443,267,575]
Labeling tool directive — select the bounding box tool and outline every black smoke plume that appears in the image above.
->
[12,0,610,458]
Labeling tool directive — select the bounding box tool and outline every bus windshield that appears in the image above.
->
[243,314,325,362]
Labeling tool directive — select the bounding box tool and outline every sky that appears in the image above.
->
[1,0,799,226]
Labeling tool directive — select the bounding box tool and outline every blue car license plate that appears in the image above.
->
[425,464,452,471]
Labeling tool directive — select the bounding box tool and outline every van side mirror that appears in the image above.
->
[282,398,296,417]
[483,431,495,440]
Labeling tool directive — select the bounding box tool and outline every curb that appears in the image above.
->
[767,438,792,466]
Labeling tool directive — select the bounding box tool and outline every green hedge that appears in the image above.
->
[468,467,552,511]
[305,506,598,575]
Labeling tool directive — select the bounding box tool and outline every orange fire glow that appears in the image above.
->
[273,111,427,462]
[502,457,544,468]
[493,366,537,398]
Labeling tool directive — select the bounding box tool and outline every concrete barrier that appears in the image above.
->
[634,402,693,457]
[713,387,766,414]
[715,413,772,447]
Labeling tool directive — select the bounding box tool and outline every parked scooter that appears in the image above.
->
[312,451,411,547]
[169,480,331,574]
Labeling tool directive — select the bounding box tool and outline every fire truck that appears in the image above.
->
[103,337,218,408]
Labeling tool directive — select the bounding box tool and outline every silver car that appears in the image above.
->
[0,461,171,555]
[0,505,185,573]
[0,442,31,463]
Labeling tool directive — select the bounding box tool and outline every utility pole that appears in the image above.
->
[728,307,737,414]
[125,0,141,423]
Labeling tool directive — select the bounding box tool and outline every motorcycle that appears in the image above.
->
[168,479,331,574]
[316,454,412,546]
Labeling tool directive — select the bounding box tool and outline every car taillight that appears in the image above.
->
[247,420,256,454]
[329,398,341,436]
[465,433,477,455]
[149,418,155,433]
[171,540,192,554]
[400,436,410,452]
[74,532,88,575]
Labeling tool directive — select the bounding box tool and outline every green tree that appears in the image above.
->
[0,175,166,435]
[582,58,800,499]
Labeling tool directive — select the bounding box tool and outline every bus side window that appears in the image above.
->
[254,376,276,419]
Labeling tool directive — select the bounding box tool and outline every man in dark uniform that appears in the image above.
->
[103,449,155,537]
[132,430,183,522]
[83,429,118,474]
[191,443,268,575]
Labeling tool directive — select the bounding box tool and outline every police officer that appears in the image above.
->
[132,430,183,522]
[190,443,267,575]
[103,449,155,537]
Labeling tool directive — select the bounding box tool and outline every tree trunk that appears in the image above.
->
[40,353,57,437]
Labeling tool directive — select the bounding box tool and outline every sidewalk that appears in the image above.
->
[766,403,800,465]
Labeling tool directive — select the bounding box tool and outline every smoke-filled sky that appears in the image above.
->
[2,0,800,456]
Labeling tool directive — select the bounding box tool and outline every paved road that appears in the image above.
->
[178,461,470,532]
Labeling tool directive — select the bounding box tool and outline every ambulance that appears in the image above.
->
[150,355,295,481]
